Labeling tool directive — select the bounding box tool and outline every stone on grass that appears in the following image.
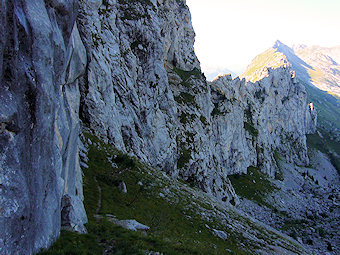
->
[212,229,228,240]
[108,217,150,232]
[118,181,127,193]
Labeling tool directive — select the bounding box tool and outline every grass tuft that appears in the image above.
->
[229,167,277,207]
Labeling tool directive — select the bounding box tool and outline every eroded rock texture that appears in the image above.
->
[0,1,86,254]
[211,68,317,177]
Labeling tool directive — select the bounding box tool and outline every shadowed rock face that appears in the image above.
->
[291,44,340,97]
[0,1,87,254]
[0,0,316,254]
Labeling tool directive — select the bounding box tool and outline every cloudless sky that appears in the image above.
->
[186,0,340,80]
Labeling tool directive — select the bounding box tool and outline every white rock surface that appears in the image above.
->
[211,68,317,177]
[108,217,150,232]
[118,181,128,193]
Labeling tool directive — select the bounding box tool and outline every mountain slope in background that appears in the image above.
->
[239,41,340,254]
[293,44,340,96]
[241,41,340,97]
[241,40,340,140]
[206,68,237,81]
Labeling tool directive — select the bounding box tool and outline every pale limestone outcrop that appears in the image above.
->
[211,68,317,177]
[77,0,239,203]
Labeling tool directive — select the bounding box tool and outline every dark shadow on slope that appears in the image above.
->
[274,40,313,83]
[303,81,340,131]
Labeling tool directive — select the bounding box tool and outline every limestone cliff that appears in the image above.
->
[241,40,339,141]
[211,68,317,177]
[0,1,87,254]
[0,0,316,254]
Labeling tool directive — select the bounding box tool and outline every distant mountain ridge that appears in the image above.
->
[241,40,340,97]
[241,40,340,131]
[241,40,340,175]
[293,44,340,96]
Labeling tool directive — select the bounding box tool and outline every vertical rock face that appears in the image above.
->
[211,68,317,177]
[77,0,237,202]
[0,1,87,254]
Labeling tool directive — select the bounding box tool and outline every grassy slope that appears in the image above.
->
[228,157,336,247]
[39,133,304,255]
[304,82,340,174]
[306,132,340,174]
[304,83,340,131]
[228,167,277,209]
[240,48,287,82]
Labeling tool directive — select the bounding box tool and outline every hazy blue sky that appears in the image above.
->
[186,0,340,80]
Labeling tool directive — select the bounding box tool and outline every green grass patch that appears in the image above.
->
[40,133,261,254]
[305,84,340,131]
[211,103,223,116]
[173,67,202,88]
[240,48,287,82]
[229,167,277,207]
[244,122,259,137]
[280,218,310,240]
[179,113,197,125]
[273,151,284,181]
[200,115,207,125]
[177,149,191,169]
[38,230,101,255]
[118,0,155,20]
[174,92,196,105]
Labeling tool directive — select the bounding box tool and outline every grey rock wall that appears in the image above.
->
[77,0,238,202]
[0,1,86,254]
[211,68,317,177]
